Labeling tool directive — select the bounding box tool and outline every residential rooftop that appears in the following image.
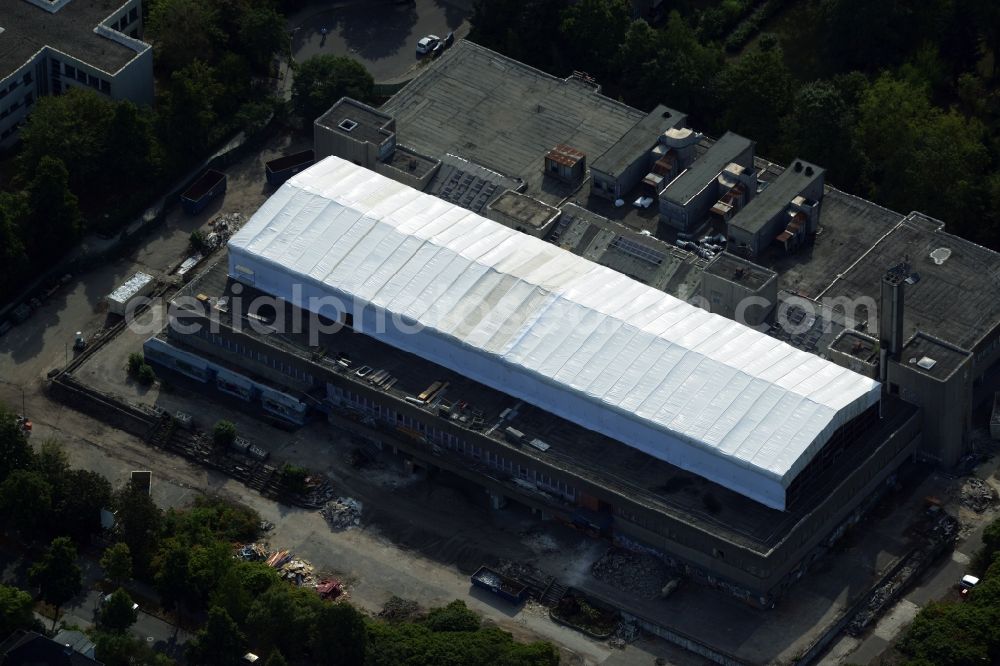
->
[381,40,648,206]
[591,103,686,176]
[661,131,754,205]
[0,0,140,77]
[729,158,824,236]
[173,259,917,554]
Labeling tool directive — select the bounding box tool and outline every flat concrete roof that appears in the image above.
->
[730,158,824,236]
[425,153,520,214]
[381,40,648,206]
[381,144,439,179]
[704,252,775,290]
[488,190,558,228]
[815,213,1000,351]
[899,332,971,380]
[554,203,703,297]
[591,103,685,177]
[316,97,394,145]
[830,330,879,365]
[662,132,753,206]
[173,259,918,554]
[0,0,141,77]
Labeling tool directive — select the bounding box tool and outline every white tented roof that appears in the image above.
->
[228,157,881,510]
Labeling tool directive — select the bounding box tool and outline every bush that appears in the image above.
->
[213,420,237,449]
[127,352,144,376]
[190,229,208,253]
[280,464,308,495]
[136,364,156,386]
[424,600,480,632]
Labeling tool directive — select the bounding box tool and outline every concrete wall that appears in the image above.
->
[889,354,971,465]
[699,269,777,328]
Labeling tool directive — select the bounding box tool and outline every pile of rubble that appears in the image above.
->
[378,596,419,621]
[210,211,244,239]
[960,478,996,513]
[591,548,668,600]
[608,619,640,649]
[302,476,336,508]
[236,543,268,561]
[321,497,362,530]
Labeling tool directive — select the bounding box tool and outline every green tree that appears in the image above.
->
[154,538,194,611]
[558,0,632,79]
[854,73,989,234]
[617,13,722,116]
[112,482,163,576]
[0,193,30,301]
[213,420,238,450]
[245,585,322,659]
[28,537,82,629]
[280,464,309,495]
[94,631,174,666]
[309,602,367,665]
[158,60,225,162]
[147,0,221,71]
[25,156,82,257]
[263,651,288,666]
[101,543,133,586]
[469,0,568,73]
[0,409,33,483]
[100,588,138,632]
[17,89,115,194]
[54,469,113,541]
[0,584,38,639]
[187,606,247,666]
[781,80,863,189]
[0,470,53,535]
[713,44,794,150]
[424,600,481,632]
[237,5,288,72]
[291,56,374,122]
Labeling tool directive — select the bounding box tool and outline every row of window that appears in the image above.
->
[110,6,140,32]
[0,93,33,121]
[0,72,33,101]
[195,328,315,385]
[333,385,577,500]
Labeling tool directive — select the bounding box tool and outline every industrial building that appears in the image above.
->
[148,40,1000,605]
[0,0,154,149]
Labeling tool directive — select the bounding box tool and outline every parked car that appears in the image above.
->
[416,35,440,55]
[443,31,455,48]
[431,41,445,58]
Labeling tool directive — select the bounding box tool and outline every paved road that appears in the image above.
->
[289,0,470,82]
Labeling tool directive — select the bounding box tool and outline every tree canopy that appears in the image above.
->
[291,55,375,123]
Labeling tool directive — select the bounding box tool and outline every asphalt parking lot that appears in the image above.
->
[290,0,470,82]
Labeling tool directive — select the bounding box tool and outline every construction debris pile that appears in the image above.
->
[210,211,244,239]
[846,511,957,636]
[302,476,337,508]
[591,548,668,600]
[960,477,996,513]
[233,542,344,600]
[321,497,362,530]
[377,596,419,621]
[608,619,641,649]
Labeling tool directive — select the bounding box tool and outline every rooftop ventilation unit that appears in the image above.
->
[915,356,938,370]
[338,119,358,132]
